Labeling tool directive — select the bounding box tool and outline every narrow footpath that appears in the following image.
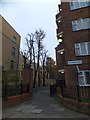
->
[3,86,88,118]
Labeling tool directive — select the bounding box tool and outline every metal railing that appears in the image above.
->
[2,83,30,98]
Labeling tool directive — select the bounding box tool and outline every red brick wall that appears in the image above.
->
[21,68,33,92]
[2,93,32,109]
[59,95,90,115]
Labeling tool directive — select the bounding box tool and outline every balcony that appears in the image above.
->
[56,6,62,21]
[56,26,63,35]
[56,13,61,20]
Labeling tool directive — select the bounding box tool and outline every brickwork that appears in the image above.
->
[59,95,90,115]
[2,93,32,109]
[55,2,90,98]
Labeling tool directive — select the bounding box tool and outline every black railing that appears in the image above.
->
[2,83,30,98]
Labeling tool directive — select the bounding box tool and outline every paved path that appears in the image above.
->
[2,86,88,118]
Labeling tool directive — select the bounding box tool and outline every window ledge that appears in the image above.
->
[76,54,90,56]
[79,85,90,87]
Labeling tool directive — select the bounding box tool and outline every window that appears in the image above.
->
[84,0,90,7]
[70,0,90,10]
[10,60,14,70]
[12,47,15,57]
[83,18,89,29]
[74,1,79,9]
[87,42,90,54]
[72,21,78,31]
[80,43,87,54]
[12,36,16,42]
[77,19,83,30]
[75,43,80,56]
[78,71,85,86]
[70,1,74,10]
[85,71,90,84]
[75,42,90,56]
[89,18,90,28]
[78,71,90,86]
[79,2,85,7]
[72,18,90,31]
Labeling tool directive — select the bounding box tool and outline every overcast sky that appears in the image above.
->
[0,0,60,61]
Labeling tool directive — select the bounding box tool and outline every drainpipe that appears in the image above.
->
[76,65,81,102]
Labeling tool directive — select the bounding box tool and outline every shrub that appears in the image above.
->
[2,71,19,84]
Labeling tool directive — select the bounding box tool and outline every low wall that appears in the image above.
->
[58,95,90,115]
[2,93,32,109]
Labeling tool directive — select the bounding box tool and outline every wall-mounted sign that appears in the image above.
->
[68,60,82,65]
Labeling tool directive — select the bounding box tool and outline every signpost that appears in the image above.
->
[67,60,82,65]
[67,60,82,102]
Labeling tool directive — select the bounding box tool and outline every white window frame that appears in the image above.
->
[75,42,90,56]
[89,18,90,28]
[70,0,90,10]
[78,71,85,86]
[72,20,78,31]
[75,43,80,56]
[77,18,83,30]
[72,18,90,31]
[78,70,90,86]
[80,42,87,55]
[70,0,75,10]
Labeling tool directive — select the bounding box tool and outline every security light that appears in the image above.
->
[58,20,61,23]
[61,71,64,74]
[60,51,64,54]
[58,39,63,43]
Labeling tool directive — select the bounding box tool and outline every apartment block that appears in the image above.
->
[55,1,90,98]
[0,15,21,71]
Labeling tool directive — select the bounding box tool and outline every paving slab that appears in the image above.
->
[31,109,43,114]
[21,106,37,113]
[54,107,64,112]
[50,104,59,108]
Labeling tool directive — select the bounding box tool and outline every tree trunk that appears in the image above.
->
[42,60,45,86]
[38,70,40,87]
[33,70,37,88]
[32,45,37,88]
[37,39,41,87]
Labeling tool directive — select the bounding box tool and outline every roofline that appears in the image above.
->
[0,15,21,38]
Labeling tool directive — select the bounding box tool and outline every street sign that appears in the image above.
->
[67,60,82,65]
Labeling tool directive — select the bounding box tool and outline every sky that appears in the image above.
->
[0,0,60,61]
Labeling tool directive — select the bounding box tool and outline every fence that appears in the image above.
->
[2,69,33,98]
[60,86,90,103]
[2,83,30,98]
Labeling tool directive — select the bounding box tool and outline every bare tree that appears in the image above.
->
[32,40,37,88]
[34,29,45,87]
[25,29,45,87]
[25,33,37,88]
[25,33,34,67]
[40,49,48,86]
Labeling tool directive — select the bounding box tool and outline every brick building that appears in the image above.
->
[55,1,90,99]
